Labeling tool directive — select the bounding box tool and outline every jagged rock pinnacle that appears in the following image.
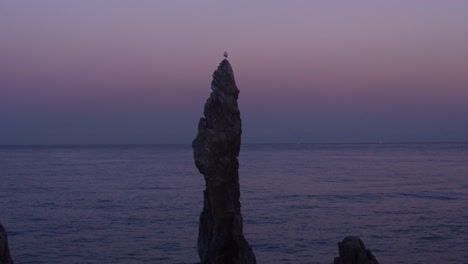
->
[193,59,256,264]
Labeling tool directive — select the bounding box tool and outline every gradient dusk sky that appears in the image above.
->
[1,1,467,144]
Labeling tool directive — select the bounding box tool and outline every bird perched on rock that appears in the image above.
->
[223,51,228,58]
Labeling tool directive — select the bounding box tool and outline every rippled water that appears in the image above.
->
[1,143,467,263]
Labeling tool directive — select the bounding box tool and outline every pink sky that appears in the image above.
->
[1,1,467,144]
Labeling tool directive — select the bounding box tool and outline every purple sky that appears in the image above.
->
[1,1,468,144]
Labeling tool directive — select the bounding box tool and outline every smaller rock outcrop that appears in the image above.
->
[0,224,13,264]
[334,236,379,264]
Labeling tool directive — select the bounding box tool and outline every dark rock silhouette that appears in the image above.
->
[334,236,379,264]
[193,59,256,264]
[0,224,13,264]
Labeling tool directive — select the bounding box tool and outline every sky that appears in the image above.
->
[1,1,467,144]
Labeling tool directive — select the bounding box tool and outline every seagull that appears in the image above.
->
[223,51,228,58]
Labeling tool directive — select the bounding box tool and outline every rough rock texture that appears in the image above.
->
[193,59,256,264]
[334,236,379,264]
[0,224,13,264]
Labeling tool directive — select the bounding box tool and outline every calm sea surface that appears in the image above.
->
[1,143,467,263]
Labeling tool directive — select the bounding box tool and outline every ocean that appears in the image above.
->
[1,143,467,263]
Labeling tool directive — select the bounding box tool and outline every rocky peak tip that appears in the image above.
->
[220,58,230,67]
[211,59,237,96]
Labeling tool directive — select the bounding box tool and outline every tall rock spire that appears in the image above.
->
[193,59,256,264]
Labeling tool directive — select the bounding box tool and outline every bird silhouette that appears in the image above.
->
[223,51,228,58]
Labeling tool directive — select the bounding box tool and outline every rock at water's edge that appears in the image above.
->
[334,236,379,264]
[193,59,256,264]
[0,224,13,264]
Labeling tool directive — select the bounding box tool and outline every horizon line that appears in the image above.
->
[1,141,468,147]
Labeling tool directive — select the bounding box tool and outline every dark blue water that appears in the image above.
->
[1,143,467,263]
